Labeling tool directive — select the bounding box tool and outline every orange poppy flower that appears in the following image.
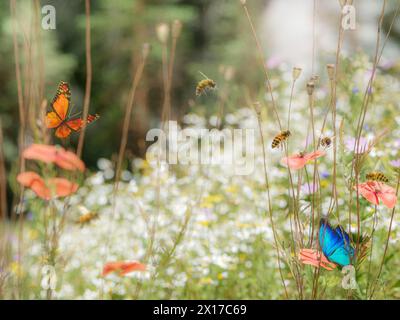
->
[355,181,397,209]
[17,171,78,200]
[298,248,337,271]
[23,144,85,172]
[281,150,326,170]
[102,261,147,277]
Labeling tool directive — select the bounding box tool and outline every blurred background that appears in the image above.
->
[0,0,399,210]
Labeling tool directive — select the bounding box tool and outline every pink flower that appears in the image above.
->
[17,171,78,200]
[354,181,397,209]
[298,249,336,271]
[281,150,326,170]
[102,261,147,277]
[23,144,85,172]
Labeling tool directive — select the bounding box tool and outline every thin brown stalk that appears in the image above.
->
[255,109,288,299]
[10,0,25,177]
[0,120,7,220]
[99,44,148,299]
[77,0,93,158]
[160,42,169,126]
[350,0,389,259]
[241,2,282,130]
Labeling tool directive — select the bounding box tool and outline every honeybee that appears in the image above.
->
[320,136,334,149]
[196,72,216,96]
[75,206,99,226]
[366,171,389,183]
[271,130,291,149]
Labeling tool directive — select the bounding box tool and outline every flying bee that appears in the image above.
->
[75,206,99,226]
[320,136,335,149]
[77,212,98,225]
[366,171,389,183]
[196,71,216,96]
[271,130,291,149]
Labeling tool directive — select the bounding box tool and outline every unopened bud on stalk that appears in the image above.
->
[254,102,262,115]
[240,0,247,5]
[306,81,315,96]
[142,43,151,59]
[311,75,319,85]
[326,64,335,81]
[292,67,302,80]
[156,23,169,44]
[224,66,235,81]
[172,19,183,39]
[339,0,353,7]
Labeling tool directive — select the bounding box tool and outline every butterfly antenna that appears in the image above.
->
[69,111,82,119]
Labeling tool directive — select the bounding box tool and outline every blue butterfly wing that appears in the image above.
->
[319,219,343,257]
[319,219,354,267]
[335,226,351,245]
[328,247,353,266]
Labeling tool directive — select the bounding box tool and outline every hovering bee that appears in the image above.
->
[77,212,98,225]
[75,206,99,226]
[271,130,291,149]
[320,136,335,149]
[366,171,389,183]
[196,72,216,96]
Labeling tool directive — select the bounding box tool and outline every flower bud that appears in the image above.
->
[240,0,247,5]
[326,64,335,81]
[156,23,169,44]
[306,81,315,96]
[292,67,302,80]
[172,19,183,39]
[311,75,319,85]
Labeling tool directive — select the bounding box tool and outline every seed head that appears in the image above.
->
[306,81,315,96]
[172,20,183,39]
[326,64,335,81]
[156,23,169,44]
[292,67,302,80]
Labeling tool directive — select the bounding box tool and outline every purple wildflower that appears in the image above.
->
[390,159,400,168]
[345,137,371,154]
[301,182,319,195]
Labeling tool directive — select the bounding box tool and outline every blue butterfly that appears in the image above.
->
[319,218,354,267]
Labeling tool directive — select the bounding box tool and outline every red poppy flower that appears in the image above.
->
[298,248,336,271]
[102,261,147,277]
[354,181,397,209]
[23,144,85,172]
[281,150,326,170]
[17,171,78,200]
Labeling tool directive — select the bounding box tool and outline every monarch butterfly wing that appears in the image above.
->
[45,111,63,128]
[319,219,343,258]
[86,114,99,124]
[55,124,72,139]
[63,114,99,133]
[52,93,70,121]
[65,118,84,131]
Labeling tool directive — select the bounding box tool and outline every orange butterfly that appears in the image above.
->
[45,81,99,138]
